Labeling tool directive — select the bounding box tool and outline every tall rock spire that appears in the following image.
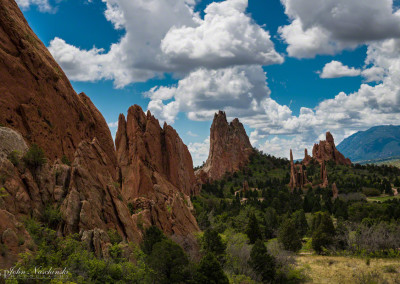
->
[196,111,254,183]
[115,105,199,245]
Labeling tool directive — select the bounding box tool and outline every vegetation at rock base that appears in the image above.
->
[6,150,400,283]
[190,150,400,282]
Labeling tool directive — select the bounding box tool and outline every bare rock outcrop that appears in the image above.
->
[115,105,199,242]
[306,132,351,166]
[61,138,140,243]
[0,127,28,159]
[332,183,339,199]
[320,160,329,188]
[196,111,254,183]
[289,149,309,190]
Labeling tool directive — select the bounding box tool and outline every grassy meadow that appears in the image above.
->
[296,255,400,283]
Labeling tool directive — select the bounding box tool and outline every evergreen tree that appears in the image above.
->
[278,218,302,252]
[249,239,276,283]
[246,213,263,244]
[194,253,229,284]
[394,177,400,187]
[202,229,226,261]
[141,226,166,255]
[147,239,190,283]
[292,210,309,237]
[311,212,335,254]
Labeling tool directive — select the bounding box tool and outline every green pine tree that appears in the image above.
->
[249,239,276,283]
[194,253,229,284]
[246,213,263,244]
[278,218,302,252]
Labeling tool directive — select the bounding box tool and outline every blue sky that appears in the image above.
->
[19,0,400,165]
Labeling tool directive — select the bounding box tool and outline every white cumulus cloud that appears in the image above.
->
[320,60,361,79]
[279,0,400,58]
[48,0,282,87]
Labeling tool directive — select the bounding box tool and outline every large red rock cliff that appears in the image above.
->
[115,105,199,248]
[197,111,254,183]
[0,0,115,165]
[0,0,199,267]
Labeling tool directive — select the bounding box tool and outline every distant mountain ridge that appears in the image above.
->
[337,125,400,163]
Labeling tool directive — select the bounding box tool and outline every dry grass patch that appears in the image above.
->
[296,255,400,283]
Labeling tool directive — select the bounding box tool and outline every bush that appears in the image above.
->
[362,188,381,197]
[128,203,135,215]
[107,229,123,245]
[0,187,8,198]
[61,155,71,166]
[23,144,46,169]
[0,243,7,256]
[42,204,62,229]
[7,150,20,166]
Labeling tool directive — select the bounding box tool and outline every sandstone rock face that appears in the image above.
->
[0,0,115,165]
[289,149,309,190]
[197,111,254,183]
[307,132,351,166]
[61,138,140,243]
[0,0,201,266]
[115,105,199,242]
[302,148,312,165]
[320,160,328,188]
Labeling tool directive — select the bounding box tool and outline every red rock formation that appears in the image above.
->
[115,105,199,241]
[196,111,254,183]
[0,0,201,266]
[332,183,339,199]
[310,132,351,166]
[303,148,312,165]
[61,138,140,242]
[289,149,309,190]
[0,0,115,165]
[243,180,250,192]
[320,160,329,188]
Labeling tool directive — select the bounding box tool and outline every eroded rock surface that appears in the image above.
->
[115,106,199,246]
[196,111,254,183]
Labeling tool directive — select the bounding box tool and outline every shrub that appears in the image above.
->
[23,144,46,169]
[0,243,7,256]
[362,188,381,197]
[42,204,62,229]
[0,187,8,198]
[7,150,20,166]
[128,203,135,215]
[107,229,123,245]
[61,155,71,166]
[383,265,397,273]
